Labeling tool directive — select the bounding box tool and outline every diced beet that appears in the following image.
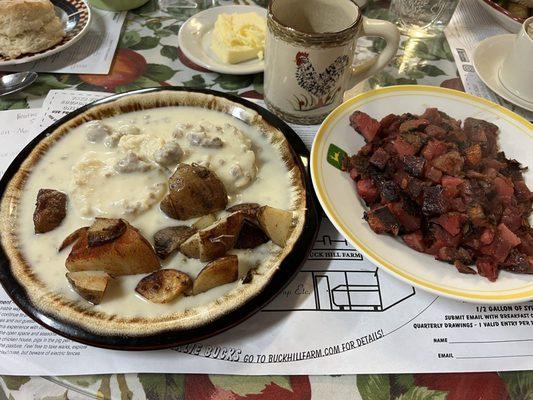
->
[365,207,400,236]
[465,144,482,166]
[369,147,390,170]
[389,202,421,232]
[498,223,521,247]
[454,261,477,275]
[518,231,533,255]
[480,227,495,245]
[476,257,499,282]
[436,247,455,262]
[467,203,487,228]
[407,177,426,200]
[432,212,465,236]
[356,179,379,204]
[449,197,467,213]
[422,185,447,217]
[350,111,381,142]
[501,249,533,274]
[432,150,464,175]
[359,143,373,156]
[402,155,426,178]
[425,166,443,183]
[514,180,533,202]
[380,181,400,202]
[464,118,498,142]
[501,206,523,232]
[349,168,359,180]
[402,231,425,252]
[380,114,399,130]
[393,138,416,157]
[494,176,514,204]
[425,125,447,139]
[421,108,443,124]
[481,223,521,262]
[441,176,463,198]
[421,140,447,161]
[399,119,429,133]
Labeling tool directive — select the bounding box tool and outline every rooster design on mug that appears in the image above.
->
[292,51,349,111]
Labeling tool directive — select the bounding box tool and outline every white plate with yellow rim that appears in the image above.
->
[177,5,266,75]
[311,85,533,304]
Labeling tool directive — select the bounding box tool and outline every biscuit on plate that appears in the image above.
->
[0,0,65,59]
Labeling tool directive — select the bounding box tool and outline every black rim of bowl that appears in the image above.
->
[0,86,321,350]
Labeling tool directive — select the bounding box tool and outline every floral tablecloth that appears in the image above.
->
[0,0,531,399]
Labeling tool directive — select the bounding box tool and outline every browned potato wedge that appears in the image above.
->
[66,271,111,305]
[235,220,269,249]
[226,203,260,221]
[66,222,160,276]
[135,269,192,303]
[59,226,88,252]
[87,218,127,247]
[160,163,228,220]
[33,189,67,233]
[193,214,217,230]
[153,226,196,259]
[193,255,238,295]
[180,212,244,261]
[257,206,293,247]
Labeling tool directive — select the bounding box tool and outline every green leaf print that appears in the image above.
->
[131,0,158,15]
[357,375,390,400]
[115,76,161,92]
[419,65,446,77]
[56,375,106,388]
[396,78,418,85]
[213,74,253,90]
[396,386,447,400]
[0,98,29,110]
[156,28,175,38]
[23,74,70,96]
[1,376,30,391]
[500,371,533,400]
[168,24,182,34]
[183,74,210,89]
[120,31,141,49]
[144,64,178,82]
[210,375,292,396]
[138,374,184,400]
[146,19,163,30]
[130,36,160,50]
[161,45,180,61]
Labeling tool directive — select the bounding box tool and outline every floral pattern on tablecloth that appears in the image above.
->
[2,372,533,399]
[0,0,528,399]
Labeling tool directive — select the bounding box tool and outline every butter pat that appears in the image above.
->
[211,12,266,64]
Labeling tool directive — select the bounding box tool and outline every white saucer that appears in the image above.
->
[473,34,533,112]
[178,5,266,75]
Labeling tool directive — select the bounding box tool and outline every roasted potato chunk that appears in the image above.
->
[193,255,238,295]
[226,203,260,221]
[66,271,111,305]
[66,222,160,276]
[135,269,192,303]
[160,163,228,220]
[33,189,67,233]
[87,218,127,247]
[180,212,244,261]
[153,226,196,259]
[193,214,217,230]
[235,219,269,249]
[257,206,293,247]
[59,226,88,252]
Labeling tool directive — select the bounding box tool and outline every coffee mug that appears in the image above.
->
[264,0,400,124]
[499,16,533,103]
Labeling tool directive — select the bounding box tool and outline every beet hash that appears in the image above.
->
[343,108,533,281]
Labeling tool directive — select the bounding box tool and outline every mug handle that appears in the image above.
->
[348,17,400,88]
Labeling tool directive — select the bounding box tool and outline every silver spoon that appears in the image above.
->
[0,72,38,97]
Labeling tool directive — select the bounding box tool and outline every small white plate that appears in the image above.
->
[0,0,92,67]
[178,5,266,75]
[311,85,533,304]
[474,34,533,113]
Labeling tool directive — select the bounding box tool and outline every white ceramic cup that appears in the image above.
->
[499,16,533,103]
[264,0,400,124]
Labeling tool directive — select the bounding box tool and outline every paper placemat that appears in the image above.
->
[0,90,532,376]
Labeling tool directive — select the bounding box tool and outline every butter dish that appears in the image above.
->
[178,5,267,75]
